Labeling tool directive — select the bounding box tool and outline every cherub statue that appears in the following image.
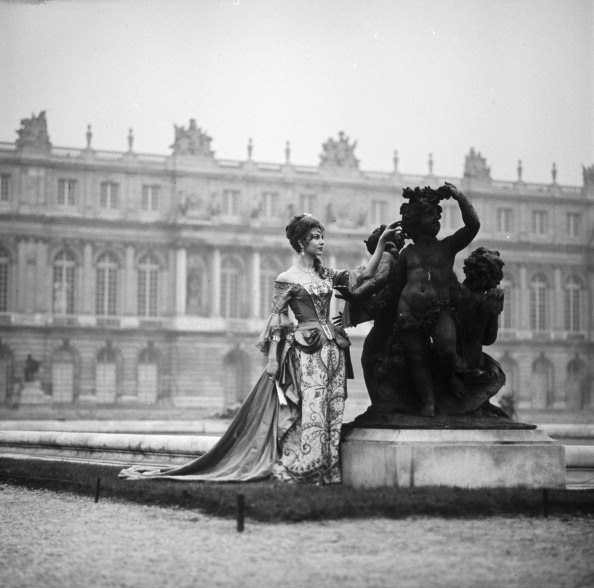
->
[450,247,508,417]
[392,183,480,416]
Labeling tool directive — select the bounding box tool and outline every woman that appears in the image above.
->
[120,213,397,484]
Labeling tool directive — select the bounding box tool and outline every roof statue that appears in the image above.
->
[463,147,491,181]
[170,119,214,157]
[16,111,51,152]
[319,131,359,169]
[583,164,594,190]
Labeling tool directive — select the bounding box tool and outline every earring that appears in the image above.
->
[300,244,305,256]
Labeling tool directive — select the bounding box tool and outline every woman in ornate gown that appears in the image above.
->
[120,214,397,484]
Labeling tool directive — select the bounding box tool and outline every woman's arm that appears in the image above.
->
[358,221,401,279]
[265,340,279,377]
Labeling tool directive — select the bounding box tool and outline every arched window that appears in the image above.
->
[137,254,159,317]
[221,256,246,319]
[95,342,118,402]
[52,250,76,314]
[96,253,118,316]
[529,273,548,331]
[137,343,159,402]
[564,275,583,332]
[0,248,9,313]
[52,340,76,403]
[567,355,588,411]
[532,354,554,409]
[223,346,251,405]
[259,256,282,317]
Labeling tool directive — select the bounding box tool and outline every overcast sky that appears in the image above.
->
[1,0,592,184]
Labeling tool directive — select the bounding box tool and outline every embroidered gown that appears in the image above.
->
[119,267,352,484]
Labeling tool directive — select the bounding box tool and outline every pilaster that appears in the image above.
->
[35,239,49,312]
[175,246,187,316]
[211,248,221,317]
[124,245,136,315]
[518,266,529,331]
[553,267,563,331]
[250,250,261,318]
[82,242,94,314]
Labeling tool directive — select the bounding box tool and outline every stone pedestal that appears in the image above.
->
[19,381,48,404]
[340,428,565,488]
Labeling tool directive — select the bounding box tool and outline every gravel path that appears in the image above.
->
[1,483,593,588]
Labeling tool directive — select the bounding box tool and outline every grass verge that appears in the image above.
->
[1,456,593,522]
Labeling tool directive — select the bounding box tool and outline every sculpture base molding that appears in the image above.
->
[19,382,48,404]
[340,428,565,489]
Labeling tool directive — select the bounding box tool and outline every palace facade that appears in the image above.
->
[0,112,593,419]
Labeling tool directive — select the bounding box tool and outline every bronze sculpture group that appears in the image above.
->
[339,183,511,424]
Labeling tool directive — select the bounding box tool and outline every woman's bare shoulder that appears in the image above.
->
[275,268,294,283]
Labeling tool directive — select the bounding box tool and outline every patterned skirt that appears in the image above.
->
[272,340,347,484]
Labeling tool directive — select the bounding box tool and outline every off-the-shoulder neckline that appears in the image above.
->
[274,278,330,286]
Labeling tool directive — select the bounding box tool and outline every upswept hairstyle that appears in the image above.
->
[285,213,325,275]
[463,247,505,292]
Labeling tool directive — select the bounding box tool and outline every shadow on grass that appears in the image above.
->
[1,457,593,522]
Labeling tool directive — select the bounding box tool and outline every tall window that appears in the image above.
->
[0,175,10,202]
[259,257,282,317]
[261,192,279,219]
[222,190,240,216]
[531,210,548,235]
[299,193,316,214]
[371,200,387,226]
[530,273,548,331]
[96,253,118,315]
[141,185,160,211]
[221,257,245,319]
[0,248,8,312]
[564,276,583,332]
[137,254,159,316]
[100,182,119,209]
[500,278,513,329]
[566,213,581,238]
[57,179,77,206]
[496,208,513,233]
[52,250,76,314]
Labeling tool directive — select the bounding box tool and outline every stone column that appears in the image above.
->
[16,239,28,313]
[518,266,530,331]
[124,245,136,315]
[82,242,94,314]
[211,248,221,317]
[553,267,563,332]
[250,250,261,318]
[175,246,187,316]
[35,240,49,312]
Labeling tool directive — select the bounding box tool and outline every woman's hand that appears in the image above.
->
[378,220,401,245]
[265,358,279,380]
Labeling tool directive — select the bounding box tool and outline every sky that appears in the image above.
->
[1,0,592,185]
